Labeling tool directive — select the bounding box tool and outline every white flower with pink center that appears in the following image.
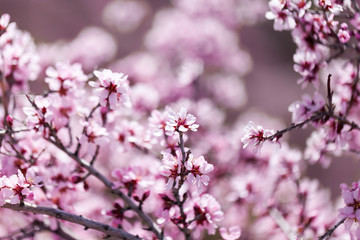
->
[0,13,10,31]
[149,109,169,137]
[160,151,182,190]
[1,170,36,204]
[89,69,130,109]
[288,92,325,123]
[165,107,199,135]
[190,194,224,235]
[185,155,214,191]
[45,62,87,97]
[266,0,296,31]
[241,121,275,152]
[23,96,53,134]
[79,120,109,156]
[318,0,343,13]
[339,180,360,229]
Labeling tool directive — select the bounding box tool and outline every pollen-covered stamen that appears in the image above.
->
[12,184,25,199]
[241,121,276,152]
[177,118,189,129]
[249,130,266,145]
[189,165,202,176]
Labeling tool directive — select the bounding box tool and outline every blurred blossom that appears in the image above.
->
[102,0,149,33]
[145,9,251,75]
[0,22,39,92]
[38,27,117,72]
[174,0,266,27]
[205,74,247,109]
[176,58,203,86]
[130,83,160,113]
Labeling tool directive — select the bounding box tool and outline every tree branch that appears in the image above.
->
[47,133,162,239]
[318,218,345,240]
[2,201,142,240]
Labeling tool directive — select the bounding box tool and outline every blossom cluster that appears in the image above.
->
[1,0,360,239]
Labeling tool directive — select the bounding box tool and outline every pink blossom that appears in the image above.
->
[165,107,199,135]
[290,0,311,17]
[339,180,360,229]
[0,22,39,92]
[288,92,325,123]
[338,23,351,43]
[318,0,343,13]
[241,121,275,152]
[79,120,109,156]
[189,194,224,235]
[112,119,151,152]
[2,170,37,204]
[149,109,170,137]
[266,0,296,31]
[0,13,10,31]
[23,96,53,134]
[112,166,153,194]
[160,151,182,190]
[89,69,130,110]
[45,62,87,97]
[185,155,213,191]
[25,168,43,187]
[293,50,318,78]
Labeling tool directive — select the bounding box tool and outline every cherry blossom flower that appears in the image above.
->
[1,170,38,204]
[0,22,39,92]
[266,0,296,31]
[45,62,87,97]
[89,69,130,110]
[288,92,325,124]
[189,194,224,235]
[241,121,275,152]
[165,107,199,135]
[339,180,360,229]
[185,155,213,191]
[293,50,318,78]
[149,109,170,137]
[24,168,43,187]
[111,166,153,195]
[318,0,343,13]
[0,13,10,32]
[338,23,351,43]
[23,96,53,134]
[350,13,360,30]
[290,0,311,18]
[131,83,160,112]
[160,151,182,190]
[79,120,109,156]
